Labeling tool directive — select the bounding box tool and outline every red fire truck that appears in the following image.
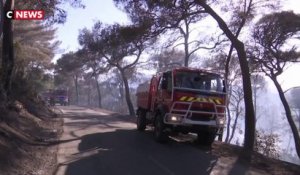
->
[41,89,69,106]
[136,67,227,146]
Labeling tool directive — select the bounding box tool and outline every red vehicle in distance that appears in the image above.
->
[41,89,69,106]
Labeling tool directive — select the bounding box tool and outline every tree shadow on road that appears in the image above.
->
[63,129,218,175]
[227,155,250,175]
[60,113,126,134]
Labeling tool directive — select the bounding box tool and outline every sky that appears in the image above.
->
[54,0,129,56]
[54,0,300,91]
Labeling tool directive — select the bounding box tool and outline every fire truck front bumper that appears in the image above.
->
[164,114,225,128]
[164,101,226,128]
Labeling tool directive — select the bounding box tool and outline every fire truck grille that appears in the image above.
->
[190,106,215,112]
[190,114,214,121]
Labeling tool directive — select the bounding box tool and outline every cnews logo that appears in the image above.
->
[6,10,44,20]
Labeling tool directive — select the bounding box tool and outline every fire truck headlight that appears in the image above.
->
[171,116,177,121]
[169,115,182,123]
[217,118,225,126]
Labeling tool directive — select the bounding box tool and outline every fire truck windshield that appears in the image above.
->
[174,71,223,92]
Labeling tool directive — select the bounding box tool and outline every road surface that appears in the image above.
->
[53,106,220,175]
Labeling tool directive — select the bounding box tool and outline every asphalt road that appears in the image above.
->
[54,106,219,175]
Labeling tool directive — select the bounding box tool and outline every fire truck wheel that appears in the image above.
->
[197,130,216,146]
[154,114,168,143]
[137,109,146,131]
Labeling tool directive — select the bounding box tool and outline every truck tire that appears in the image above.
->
[137,109,146,131]
[197,130,217,146]
[154,113,168,143]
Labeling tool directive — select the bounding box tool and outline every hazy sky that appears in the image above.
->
[54,0,300,90]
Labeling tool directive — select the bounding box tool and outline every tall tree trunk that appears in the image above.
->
[184,36,189,67]
[229,109,240,143]
[119,80,124,103]
[253,75,258,121]
[87,85,91,106]
[74,75,79,105]
[224,45,234,144]
[254,86,257,118]
[1,0,15,100]
[233,41,255,157]
[119,69,135,116]
[183,18,190,67]
[119,81,125,112]
[95,76,102,108]
[271,76,300,158]
[196,1,256,159]
[224,0,252,82]
[223,0,251,143]
[224,46,234,81]
[225,106,231,143]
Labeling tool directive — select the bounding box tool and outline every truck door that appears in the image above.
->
[157,71,172,104]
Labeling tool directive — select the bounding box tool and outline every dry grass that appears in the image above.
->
[0,98,63,175]
[211,141,300,175]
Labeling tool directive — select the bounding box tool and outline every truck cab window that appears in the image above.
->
[175,71,223,92]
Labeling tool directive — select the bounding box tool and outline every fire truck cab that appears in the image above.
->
[136,67,227,146]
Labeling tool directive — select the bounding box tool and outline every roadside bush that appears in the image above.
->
[254,130,281,159]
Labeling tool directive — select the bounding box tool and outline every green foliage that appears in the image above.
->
[254,11,300,49]
[55,52,83,74]
[78,21,156,115]
[14,21,58,74]
[251,11,300,159]
[251,11,300,76]
[12,21,58,95]
[114,0,205,32]
[79,22,154,63]
[54,51,87,105]
[114,0,213,66]
[0,0,85,104]
[12,69,53,98]
[54,52,85,89]
[77,49,110,75]
[0,21,57,98]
